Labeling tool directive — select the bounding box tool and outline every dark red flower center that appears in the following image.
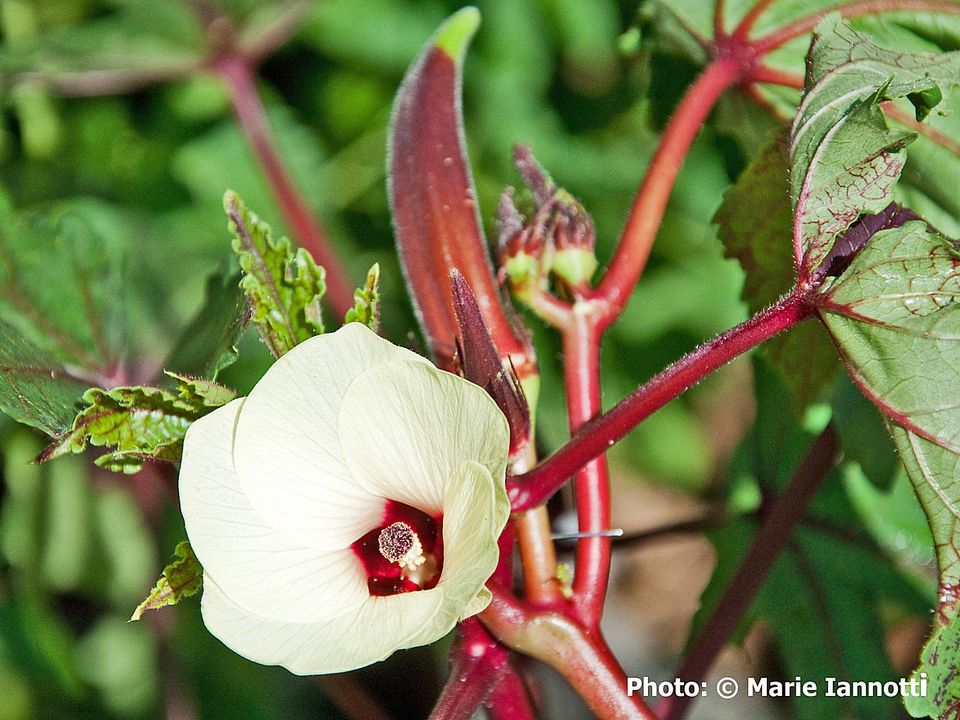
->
[351,500,444,597]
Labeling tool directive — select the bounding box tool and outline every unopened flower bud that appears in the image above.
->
[497,146,598,294]
[547,189,597,291]
[497,187,543,291]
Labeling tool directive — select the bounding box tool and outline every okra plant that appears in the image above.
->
[1,1,960,719]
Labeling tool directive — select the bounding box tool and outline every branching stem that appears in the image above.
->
[510,290,812,510]
[482,582,658,720]
[590,56,746,324]
[749,0,960,54]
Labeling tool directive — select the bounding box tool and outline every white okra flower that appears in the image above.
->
[179,323,510,674]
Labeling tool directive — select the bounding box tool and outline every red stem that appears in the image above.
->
[747,64,804,88]
[213,54,355,317]
[714,0,728,38]
[486,667,536,720]
[591,56,745,326]
[430,618,533,720]
[750,0,960,55]
[563,311,611,628]
[731,0,777,41]
[659,426,840,720]
[509,290,812,510]
[482,582,658,720]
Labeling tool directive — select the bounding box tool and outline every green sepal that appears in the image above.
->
[551,247,597,289]
[224,191,326,358]
[343,263,380,331]
[130,541,202,621]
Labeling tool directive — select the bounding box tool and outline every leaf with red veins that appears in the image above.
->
[816,218,960,716]
[388,9,533,376]
[817,221,960,451]
[790,15,960,281]
[893,427,960,720]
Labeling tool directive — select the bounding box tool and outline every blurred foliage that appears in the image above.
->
[0,0,954,718]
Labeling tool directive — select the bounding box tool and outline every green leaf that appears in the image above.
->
[130,541,202,621]
[0,194,124,371]
[224,191,325,357]
[0,320,89,436]
[42,376,236,473]
[790,16,960,279]
[715,132,839,410]
[816,221,960,717]
[343,262,380,330]
[716,133,794,312]
[892,428,960,719]
[831,375,899,489]
[163,269,250,379]
[817,221,960,452]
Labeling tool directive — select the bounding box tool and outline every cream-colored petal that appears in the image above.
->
[338,361,510,515]
[233,324,427,549]
[200,575,449,675]
[460,587,492,621]
[435,461,509,612]
[180,399,369,623]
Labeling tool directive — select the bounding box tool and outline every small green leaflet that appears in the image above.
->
[224,190,325,357]
[344,263,380,330]
[42,374,236,473]
[131,541,202,621]
[790,16,960,280]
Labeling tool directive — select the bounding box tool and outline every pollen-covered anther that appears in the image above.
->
[378,522,426,569]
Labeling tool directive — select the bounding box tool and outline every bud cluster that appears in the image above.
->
[497,145,598,296]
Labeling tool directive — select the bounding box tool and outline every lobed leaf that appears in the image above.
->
[816,221,960,717]
[790,16,960,280]
[131,541,203,621]
[42,376,236,473]
[224,190,325,358]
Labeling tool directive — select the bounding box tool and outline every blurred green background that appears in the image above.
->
[0,1,952,718]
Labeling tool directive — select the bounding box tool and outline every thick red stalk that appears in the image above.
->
[482,583,658,720]
[430,619,524,720]
[213,54,355,318]
[750,0,960,54]
[563,311,611,628]
[509,291,812,510]
[659,426,840,720]
[486,667,536,720]
[591,56,745,325]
